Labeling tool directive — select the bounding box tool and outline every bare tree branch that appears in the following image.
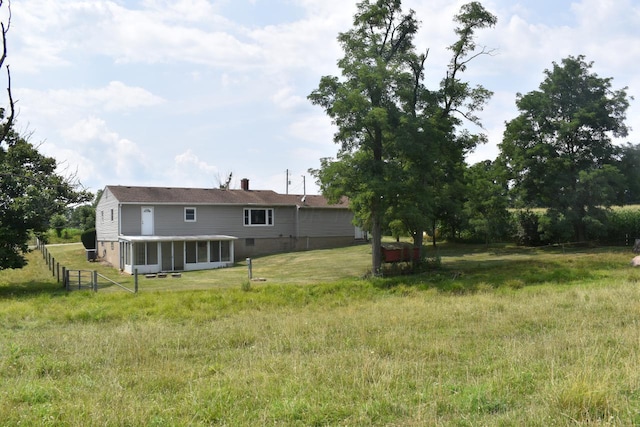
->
[0,0,14,143]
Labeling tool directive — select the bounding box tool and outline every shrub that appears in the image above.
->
[538,210,573,244]
[50,214,67,238]
[513,209,542,246]
[80,228,96,250]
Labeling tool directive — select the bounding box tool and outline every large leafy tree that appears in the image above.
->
[0,131,93,268]
[309,1,495,273]
[500,55,630,242]
[309,0,419,275]
[425,2,496,247]
[388,2,496,251]
[0,0,92,269]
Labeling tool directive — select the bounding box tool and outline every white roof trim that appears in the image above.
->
[119,235,237,242]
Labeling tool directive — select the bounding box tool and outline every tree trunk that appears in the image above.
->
[574,222,586,243]
[371,125,384,276]
[371,214,383,276]
[413,231,424,269]
[432,221,438,248]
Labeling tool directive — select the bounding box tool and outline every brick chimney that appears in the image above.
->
[241,178,249,191]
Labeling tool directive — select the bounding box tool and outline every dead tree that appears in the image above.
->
[0,0,14,143]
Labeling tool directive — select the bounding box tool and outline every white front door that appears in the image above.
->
[141,207,154,235]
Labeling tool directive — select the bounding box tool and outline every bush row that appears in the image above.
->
[451,207,640,247]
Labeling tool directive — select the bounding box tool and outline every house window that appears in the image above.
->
[134,242,158,265]
[197,241,208,263]
[243,208,273,226]
[184,207,196,222]
[209,240,232,263]
[245,238,255,247]
[221,240,231,262]
[110,209,114,221]
[185,241,197,264]
[186,240,210,264]
[210,241,220,262]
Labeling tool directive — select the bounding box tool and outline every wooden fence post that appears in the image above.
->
[134,269,138,294]
[93,271,98,292]
[63,268,68,291]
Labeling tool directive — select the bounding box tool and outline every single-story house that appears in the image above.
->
[95,179,364,274]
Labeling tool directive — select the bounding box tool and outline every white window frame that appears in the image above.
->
[184,207,197,222]
[243,208,274,226]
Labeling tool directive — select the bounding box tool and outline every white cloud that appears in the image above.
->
[51,147,96,185]
[97,82,166,111]
[140,0,218,23]
[35,115,152,187]
[289,113,336,146]
[5,0,639,194]
[166,149,219,187]
[61,117,112,143]
[271,87,306,110]
[17,82,164,122]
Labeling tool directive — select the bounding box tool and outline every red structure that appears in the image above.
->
[380,243,420,263]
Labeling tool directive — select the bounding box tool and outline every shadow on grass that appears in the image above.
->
[374,246,633,294]
[0,281,67,299]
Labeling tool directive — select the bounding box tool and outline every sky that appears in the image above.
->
[4,0,640,196]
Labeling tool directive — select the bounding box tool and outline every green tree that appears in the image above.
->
[463,160,511,244]
[309,0,419,275]
[499,55,630,242]
[50,213,67,238]
[616,143,640,204]
[383,1,496,253]
[0,133,93,268]
[309,1,495,273]
[69,204,96,230]
[0,0,92,269]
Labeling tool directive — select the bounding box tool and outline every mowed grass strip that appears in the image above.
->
[1,244,640,425]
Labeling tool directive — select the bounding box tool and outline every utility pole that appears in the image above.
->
[286,169,291,195]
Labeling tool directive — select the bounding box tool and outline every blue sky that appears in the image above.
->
[6,0,640,196]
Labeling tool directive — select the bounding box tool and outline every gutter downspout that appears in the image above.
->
[295,205,300,250]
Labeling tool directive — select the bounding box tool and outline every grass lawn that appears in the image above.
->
[1,242,640,425]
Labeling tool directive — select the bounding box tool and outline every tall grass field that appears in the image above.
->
[1,242,640,425]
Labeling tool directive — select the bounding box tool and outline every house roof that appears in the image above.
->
[105,185,349,209]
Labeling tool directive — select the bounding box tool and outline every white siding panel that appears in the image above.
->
[95,187,120,240]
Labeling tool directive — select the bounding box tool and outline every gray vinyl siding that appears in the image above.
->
[96,187,120,241]
[298,208,355,237]
[119,204,299,238]
[120,204,142,235]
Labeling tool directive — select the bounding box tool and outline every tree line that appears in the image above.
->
[309,0,636,275]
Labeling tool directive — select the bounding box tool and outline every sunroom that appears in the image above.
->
[118,235,237,274]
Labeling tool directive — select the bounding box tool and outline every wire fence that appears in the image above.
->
[35,238,138,293]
